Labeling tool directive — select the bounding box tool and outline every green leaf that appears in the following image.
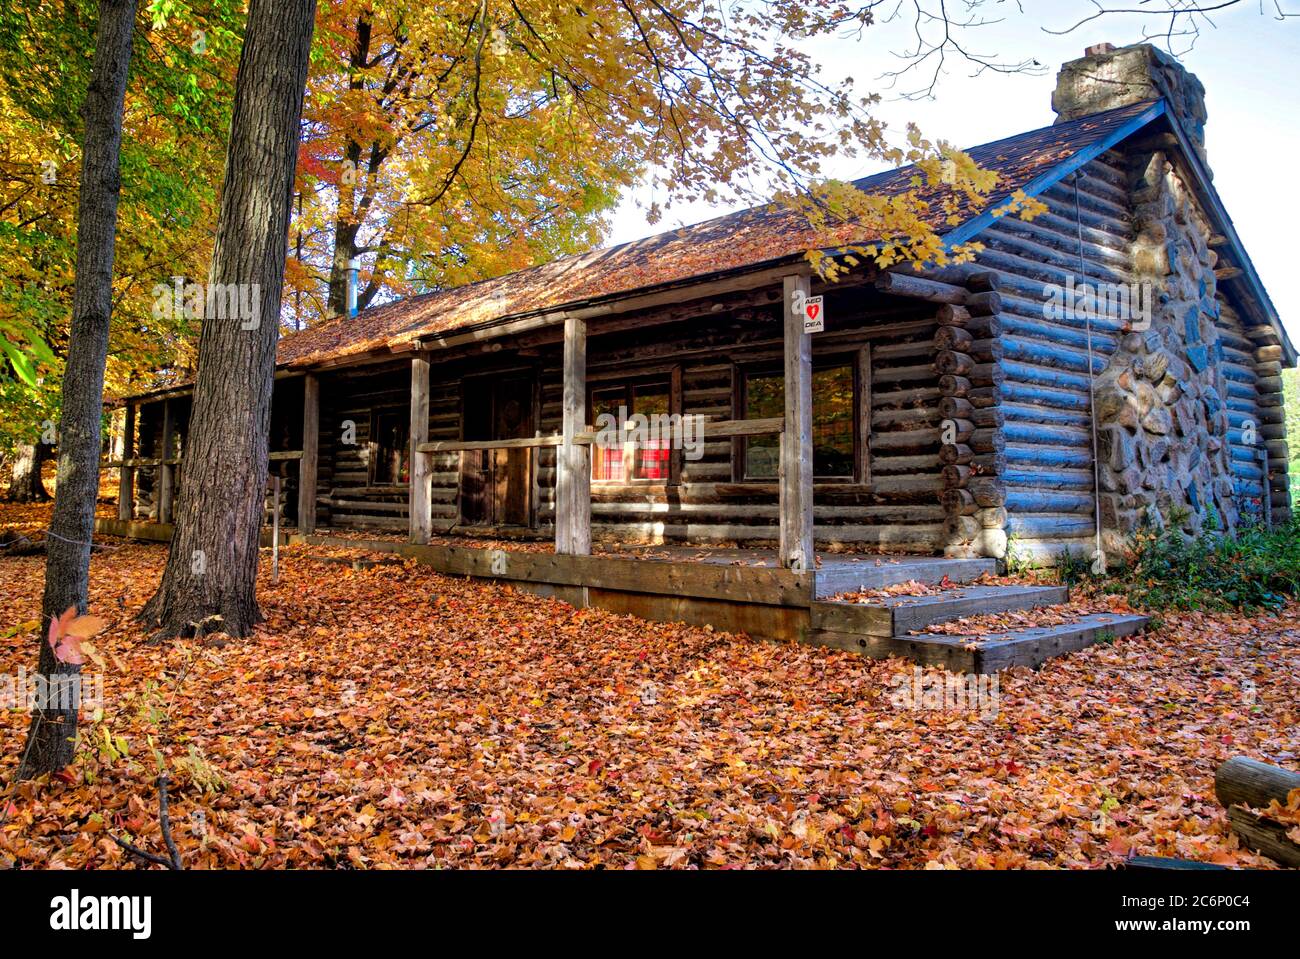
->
[0,338,37,386]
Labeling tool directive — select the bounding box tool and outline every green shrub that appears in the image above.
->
[1114,518,1300,612]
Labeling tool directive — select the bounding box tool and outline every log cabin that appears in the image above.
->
[98,44,1294,664]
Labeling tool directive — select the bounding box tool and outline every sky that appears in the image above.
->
[603,2,1300,344]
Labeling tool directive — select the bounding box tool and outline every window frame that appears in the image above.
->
[587,370,681,486]
[732,346,871,486]
[367,405,411,487]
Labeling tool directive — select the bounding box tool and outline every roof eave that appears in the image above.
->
[941,99,1168,250]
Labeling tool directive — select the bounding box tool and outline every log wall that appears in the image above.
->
[311,286,951,551]
[529,289,947,550]
[961,153,1133,563]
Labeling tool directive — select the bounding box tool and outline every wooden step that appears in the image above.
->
[809,612,1149,673]
[812,556,998,598]
[811,584,1068,637]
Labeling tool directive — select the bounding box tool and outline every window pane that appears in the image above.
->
[591,388,624,481]
[374,412,409,485]
[632,386,670,480]
[812,365,854,477]
[743,372,782,479]
[742,365,854,479]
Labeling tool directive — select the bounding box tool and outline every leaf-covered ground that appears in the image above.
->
[0,502,1296,868]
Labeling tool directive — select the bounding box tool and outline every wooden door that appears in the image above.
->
[458,374,534,527]
[491,376,532,526]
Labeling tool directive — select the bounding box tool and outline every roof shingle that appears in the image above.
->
[273,101,1156,368]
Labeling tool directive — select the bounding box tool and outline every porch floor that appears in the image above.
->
[304,526,996,593]
[92,515,1146,672]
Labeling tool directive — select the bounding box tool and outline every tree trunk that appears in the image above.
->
[324,13,371,319]
[7,443,51,502]
[18,0,137,781]
[139,0,317,639]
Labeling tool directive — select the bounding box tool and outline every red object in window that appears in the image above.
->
[594,443,622,481]
[638,440,669,480]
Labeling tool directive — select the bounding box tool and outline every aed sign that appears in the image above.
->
[801,294,824,333]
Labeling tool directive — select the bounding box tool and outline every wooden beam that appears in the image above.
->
[556,317,591,555]
[117,402,135,521]
[420,262,810,352]
[874,271,968,305]
[300,373,319,534]
[780,275,814,570]
[409,354,432,545]
[416,418,783,456]
[158,400,175,523]
[421,435,571,453]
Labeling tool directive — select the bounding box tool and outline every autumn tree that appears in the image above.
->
[139,0,317,638]
[18,0,139,780]
[0,1,241,502]
[288,0,628,323]
[139,0,1027,639]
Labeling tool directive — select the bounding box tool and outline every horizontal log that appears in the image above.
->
[1005,512,1096,538]
[936,303,971,327]
[1215,756,1300,811]
[934,326,973,352]
[964,291,1003,316]
[875,272,968,304]
[938,375,972,397]
[934,350,973,377]
[968,477,1006,507]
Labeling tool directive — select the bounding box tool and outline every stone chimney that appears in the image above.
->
[1052,42,1208,172]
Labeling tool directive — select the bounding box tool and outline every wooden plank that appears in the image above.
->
[419,262,810,351]
[409,354,432,545]
[780,274,814,570]
[958,613,1146,673]
[807,629,979,672]
[158,400,175,523]
[812,556,997,597]
[856,344,872,485]
[300,373,319,533]
[556,316,591,554]
[267,450,303,461]
[118,403,135,521]
[811,584,1068,636]
[703,417,783,438]
[421,435,567,453]
[294,534,813,606]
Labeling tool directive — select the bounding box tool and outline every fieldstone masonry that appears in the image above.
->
[1053,42,1271,557]
[1092,149,1237,555]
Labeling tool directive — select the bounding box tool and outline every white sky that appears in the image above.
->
[605,3,1300,345]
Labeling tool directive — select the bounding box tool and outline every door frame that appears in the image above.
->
[457,368,539,528]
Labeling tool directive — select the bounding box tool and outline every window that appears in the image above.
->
[589,379,674,483]
[741,363,856,480]
[370,409,409,486]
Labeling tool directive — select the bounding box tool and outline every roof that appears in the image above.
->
[275,100,1164,369]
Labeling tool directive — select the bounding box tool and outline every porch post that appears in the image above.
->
[158,399,175,523]
[409,354,431,545]
[117,402,135,522]
[556,316,590,554]
[300,373,319,534]
[780,275,814,570]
